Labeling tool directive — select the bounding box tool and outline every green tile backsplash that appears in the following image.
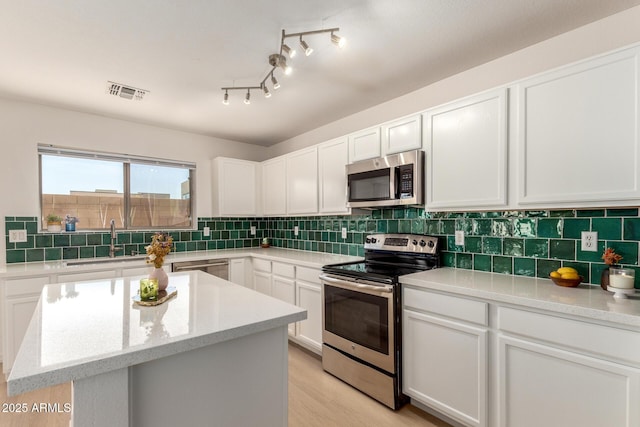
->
[5,207,640,288]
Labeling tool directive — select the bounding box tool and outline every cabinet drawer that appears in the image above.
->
[57,270,117,283]
[5,276,51,297]
[253,258,271,273]
[296,266,321,284]
[498,307,640,366]
[404,287,488,326]
[272,262,295,278]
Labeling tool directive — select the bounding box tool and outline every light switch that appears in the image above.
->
[9,229,27,243]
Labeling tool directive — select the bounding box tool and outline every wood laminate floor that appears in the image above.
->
[0,345,452,426]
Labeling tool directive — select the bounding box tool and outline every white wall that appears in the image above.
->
[267,5,640,157]
[0,98,269,264]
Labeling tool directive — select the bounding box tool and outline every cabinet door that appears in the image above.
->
[262,156,287,215]
[318,137,349,214]
[498,335,640,427]
[348,127,381,162]
[295,280,322,353]
[212,158,257,216]
[3,295,40,375]
[286,147,318,215]
[253,270,271,296]
[229,258,246,287]
[272,276,296,336]
[382,114,422,155]
[424,88,508,210]
[517,46,640,206]
[403,309,488,427]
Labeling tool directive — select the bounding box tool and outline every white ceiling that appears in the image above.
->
[1,0,639,146]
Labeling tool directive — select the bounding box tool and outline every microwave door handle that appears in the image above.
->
[391,166,398,199]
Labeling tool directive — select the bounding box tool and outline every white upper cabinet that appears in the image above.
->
[516,46,640,207]
[261,155,287,216]
[424,88,508,210]
[348,126,381,162]
[211,157,258,216]
[286,146,318,215]
[318,137,349,214]
[382,114,422,155]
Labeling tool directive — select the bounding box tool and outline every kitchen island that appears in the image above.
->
[7,270,306,427]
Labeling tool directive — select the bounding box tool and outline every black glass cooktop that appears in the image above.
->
[322,260,434,284]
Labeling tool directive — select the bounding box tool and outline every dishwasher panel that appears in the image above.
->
[172,259,229,280]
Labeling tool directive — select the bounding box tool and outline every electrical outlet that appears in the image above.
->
[455,230,465,246]
[203,226,210,237]
[250,226,256,236]
[581,231,598,252]
[341,227,347,239]
[294,226,299,236]
[9,229,27,243]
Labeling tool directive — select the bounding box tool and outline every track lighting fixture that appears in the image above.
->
[221,26,344,105]
[300,37,313,56]
[282,43,296,59]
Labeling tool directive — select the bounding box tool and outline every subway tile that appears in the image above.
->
[536,259,561,278]
[514,257,536,277]
[442,252,455,267]
[411,219,425,234]
[457,219,473,234]
[473,254,491,272]
[562,218,590,239]
[36,234,53,248]
[607,208,639,217]
[592,218,622,240]
[387,220,398,233]
[70,234,87,246]
[549,239,575,260]
[62,247,79,260]
[513,218,536,237]
[473,219,492,236]
[524,239,548,258]
[441,220,455,235]
[465,236,482,254]
[503,238,524,257]
[576,209,605,217]
[623,218,640,241]
[561,261,590,283]
[425,220,439,234]
[482,237,502,255]
[80,246,95,258]
[491,219,512,237]
[576,240,605,262]
[54,234,70,247]
[447,236,463,252]
[549,210,575,218]
[591,263,609,286]
[537,218,561,238]
[15,236,35,249]
[492,256,513,274]
[26,249,44,262]
[86,234,102,245]
[45,248,62,261]
[456,253,473,269]
[606,241,638,265]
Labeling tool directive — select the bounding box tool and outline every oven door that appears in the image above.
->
[320,274,395,374]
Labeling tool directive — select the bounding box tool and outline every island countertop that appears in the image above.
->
[7,270,306,396]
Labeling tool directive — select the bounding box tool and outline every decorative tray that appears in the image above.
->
[133,286,177,307]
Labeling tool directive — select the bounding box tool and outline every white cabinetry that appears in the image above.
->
[252,259,272,295]
[348,126,381,162]
[517,46,640,207]
[286,147,318,215]
[294,266,323,354]
[229,258,247,287]
[318,137,349,214]
[403,287,488,427]
[497,307,640,427]
[261,156,287,216]
[272,262,296,336]
[424,88,508,210]
[382,114,422,155]
[212,157,259,216]
[2,276,50,376]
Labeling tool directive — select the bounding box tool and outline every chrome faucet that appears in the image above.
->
[109,219,123,258]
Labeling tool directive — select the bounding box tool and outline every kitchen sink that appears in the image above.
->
[65,256,147,266]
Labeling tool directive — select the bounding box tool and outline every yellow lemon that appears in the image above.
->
[561,273,580,280]
[550,271,561,278]
[557,267,578,275]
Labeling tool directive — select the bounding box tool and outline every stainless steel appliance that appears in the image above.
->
[346,150,424,208]
[320,234,439,409]
[172,259,229,280]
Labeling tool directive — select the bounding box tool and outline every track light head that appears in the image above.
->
[244,90,251,105]
[331,32,346,48]
[271,74,280,90]
[269,53,292,75]
[222,91,229,105]
[263,85,271,98]
[282,44,296,59]
[300,37,313,56]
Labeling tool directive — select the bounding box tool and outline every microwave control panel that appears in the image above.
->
[397,164,414,198]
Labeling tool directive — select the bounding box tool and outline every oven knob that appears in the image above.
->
[365,238,371,244]
[351,344,356,350]
[428,240,435,248]
[419,240,426,247]
[371,238,377,244]
[412,239,418,245]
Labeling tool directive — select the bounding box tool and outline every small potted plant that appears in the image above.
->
[45,214,63,232]
[601,247,623,290]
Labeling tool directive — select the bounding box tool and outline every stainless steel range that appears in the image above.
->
[320,233,440,409]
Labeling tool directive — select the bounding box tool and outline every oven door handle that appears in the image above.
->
[319,274,393,293]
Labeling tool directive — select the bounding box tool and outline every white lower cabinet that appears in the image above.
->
[295,277,322,353]
[403,287,488,427]
[272,276,296,336]
[229,258,247,287]
[253,270,271,295]
[497,307,640,427]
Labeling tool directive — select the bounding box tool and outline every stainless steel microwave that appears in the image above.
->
[346,150,424,208]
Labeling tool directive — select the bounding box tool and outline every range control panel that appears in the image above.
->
[364,234,438,254]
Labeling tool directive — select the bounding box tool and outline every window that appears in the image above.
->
[39,145,194,230]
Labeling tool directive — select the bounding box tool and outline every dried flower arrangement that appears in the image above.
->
[602,247,623,266]
[146,232,173,268]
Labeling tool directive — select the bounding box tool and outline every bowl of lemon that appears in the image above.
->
[549,267,583,287]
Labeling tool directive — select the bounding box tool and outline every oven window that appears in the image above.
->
[324,285,389,354]
[348,169,390,201]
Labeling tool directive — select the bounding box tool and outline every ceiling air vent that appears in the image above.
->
[106,81,148,101]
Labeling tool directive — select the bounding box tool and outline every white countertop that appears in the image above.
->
[7,270,306,396]
[0,247,362,278]
[401,268,640,328]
